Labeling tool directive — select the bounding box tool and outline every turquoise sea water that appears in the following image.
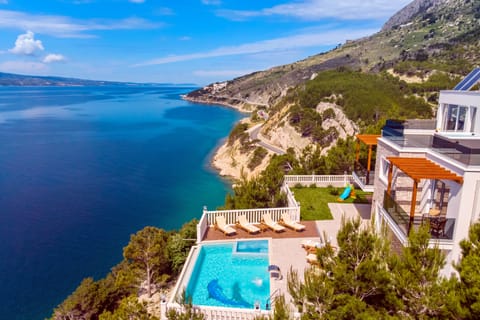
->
[0,86,242,319]
[186,241,270,309]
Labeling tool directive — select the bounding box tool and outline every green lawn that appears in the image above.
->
[291,186,372,221]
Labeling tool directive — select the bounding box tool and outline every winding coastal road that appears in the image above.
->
[248,123,286,155]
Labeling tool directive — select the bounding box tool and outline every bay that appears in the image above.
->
[0,86,242,319]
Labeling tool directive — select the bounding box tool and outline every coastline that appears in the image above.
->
[183,93,257,181]
[182,94,253,113]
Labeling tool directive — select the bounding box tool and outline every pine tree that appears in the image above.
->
[288,218,396,319]
[455,223,480,319]
[123,227,170,298]
[390,224,449,319]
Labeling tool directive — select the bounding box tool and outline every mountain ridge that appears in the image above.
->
[185,0,480,112]
[187,0,480,180]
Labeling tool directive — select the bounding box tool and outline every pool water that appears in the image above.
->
[235,240,269,254]
[186,240,270,309]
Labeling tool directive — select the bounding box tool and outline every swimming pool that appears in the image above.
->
[185,240,270,309]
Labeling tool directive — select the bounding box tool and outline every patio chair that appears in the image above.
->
[215,216,236,236]
[279,213,306,232]
[236,215,260,234]
[268,265,283,280]
[261,213,285,232]
[429,217,447,238]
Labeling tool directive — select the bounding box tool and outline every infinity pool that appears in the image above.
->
[185,240,270,309]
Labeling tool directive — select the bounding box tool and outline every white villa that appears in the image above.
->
[355,67,480,275]
[162,68,480,319]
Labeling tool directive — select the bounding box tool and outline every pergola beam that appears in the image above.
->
[355,134,380,186]
[386,157,463,184]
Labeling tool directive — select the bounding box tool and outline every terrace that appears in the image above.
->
[165,176,372,320]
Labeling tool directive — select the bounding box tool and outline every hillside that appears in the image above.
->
[186,0,479,110]
[187,0,480,180]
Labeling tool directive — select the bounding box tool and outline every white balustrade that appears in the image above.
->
[166,303,272,320]
[197,210,209,243]
[284,174,354,187]
[202,206,300,227]
[281,182,299,208]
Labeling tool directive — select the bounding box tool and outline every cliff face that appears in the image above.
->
[381,0,446,31]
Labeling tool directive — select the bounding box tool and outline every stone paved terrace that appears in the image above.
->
[198,203,372,313]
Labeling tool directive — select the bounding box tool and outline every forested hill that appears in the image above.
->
[185,0,480,111]
[0,72,132,86]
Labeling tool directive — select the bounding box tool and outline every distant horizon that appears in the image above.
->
[0,0,411,84]
[0,70,201,86]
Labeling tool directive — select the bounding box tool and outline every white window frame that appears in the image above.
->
[379,156,390,185]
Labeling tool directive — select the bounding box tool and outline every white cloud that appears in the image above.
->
[129,0,145,3]
[194,69,254,78]
[0,10,161,38]
[155,7,174,15]
[9,31,44,55]
[202,0,221,5]
[0,60,48,73]
[179,36,191,41]
[134,27,377,66]
[217,0,411,21]
[43,53,66,63]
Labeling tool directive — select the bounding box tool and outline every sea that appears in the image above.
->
[0,86,242,320]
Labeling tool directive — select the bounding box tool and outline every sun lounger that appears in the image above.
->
[279,213,306,232]
[306,253,319,265]
[236,215,260,234]
[261,213,285,232]
[301,239,324,251]
[215,216,236,236]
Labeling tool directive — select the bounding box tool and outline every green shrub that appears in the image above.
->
[247,147,268,170]
[227,123,249,145]
[328,186,340,196]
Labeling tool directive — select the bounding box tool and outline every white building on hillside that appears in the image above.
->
[362,68,480,275]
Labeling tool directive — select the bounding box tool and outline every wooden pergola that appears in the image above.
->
[355,134,381,185]
[386,156,463,220]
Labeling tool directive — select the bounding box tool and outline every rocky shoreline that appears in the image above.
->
[182,93,259,181]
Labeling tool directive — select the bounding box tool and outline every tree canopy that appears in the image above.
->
[287,219,480,320]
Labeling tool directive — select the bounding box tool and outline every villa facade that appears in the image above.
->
[367,69,480,275]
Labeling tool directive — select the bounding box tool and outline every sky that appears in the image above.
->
[0,0,412,85]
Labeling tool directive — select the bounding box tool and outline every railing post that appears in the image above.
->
[160,297,167,320]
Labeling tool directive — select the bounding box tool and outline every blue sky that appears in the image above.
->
[0,0,411,85]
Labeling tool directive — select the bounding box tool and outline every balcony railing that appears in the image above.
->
[382,191,455,240]
[354,161,375,186]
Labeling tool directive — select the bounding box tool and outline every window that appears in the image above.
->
[380,157,390,184]
[443,104,470,132]
[470,107,477,133]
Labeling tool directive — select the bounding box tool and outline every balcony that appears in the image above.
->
[354,134,380,192]
[382,132,480,166]
[352,161,375,192]
[382,191,455,241]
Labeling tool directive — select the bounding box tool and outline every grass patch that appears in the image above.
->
[291,186,371,221]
